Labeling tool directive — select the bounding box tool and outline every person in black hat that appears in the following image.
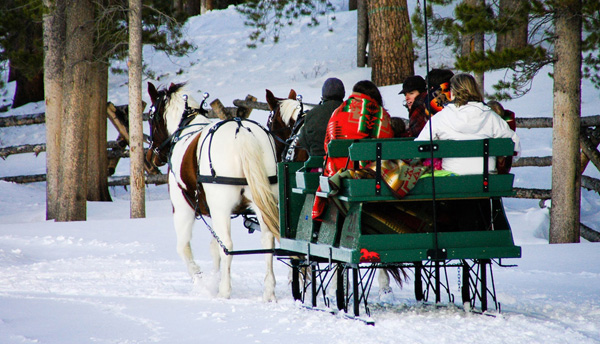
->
[398,75,429,137]
[399,70,455,138]
[297,77,345,156]
[399,75,426,110]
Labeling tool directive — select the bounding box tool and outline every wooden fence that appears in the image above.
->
[1,101,599,240]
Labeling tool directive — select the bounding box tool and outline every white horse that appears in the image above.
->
[146,82,280,301]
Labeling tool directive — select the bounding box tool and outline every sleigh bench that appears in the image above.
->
[316,138,516,201]
[279,137,521,264]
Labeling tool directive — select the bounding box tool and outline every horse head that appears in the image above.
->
[265,89,308,162]
[146,82,189,167]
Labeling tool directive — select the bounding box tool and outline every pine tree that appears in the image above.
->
[236,0,335,48]
[411,0,600,100]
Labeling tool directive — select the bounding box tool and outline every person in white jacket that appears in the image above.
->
[415,73,521,175]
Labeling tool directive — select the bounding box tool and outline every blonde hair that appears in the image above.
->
[450,73,483,107]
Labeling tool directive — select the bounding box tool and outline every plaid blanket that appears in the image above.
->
[326,160,429,215]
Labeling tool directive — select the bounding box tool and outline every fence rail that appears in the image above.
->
[2,103,599,240]
[1,107,599,194]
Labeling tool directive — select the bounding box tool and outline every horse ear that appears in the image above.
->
[265,89,277,111]
[148,82,158,101]
[288,89,297,100]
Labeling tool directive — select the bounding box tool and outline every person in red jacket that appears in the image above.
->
[312,80,394,220]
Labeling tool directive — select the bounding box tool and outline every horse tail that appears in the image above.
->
[236,127,280,241]
[386,267,410,288]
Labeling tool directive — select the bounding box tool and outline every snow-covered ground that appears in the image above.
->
[1,1,599,343]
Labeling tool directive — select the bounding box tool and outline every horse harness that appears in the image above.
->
[196,117,278,186]
[165,102,277,226]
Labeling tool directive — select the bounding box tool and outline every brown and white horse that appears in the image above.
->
[146,82,280,301]
[265,89,309,163]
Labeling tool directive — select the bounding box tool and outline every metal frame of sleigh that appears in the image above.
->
[277,137,521,321]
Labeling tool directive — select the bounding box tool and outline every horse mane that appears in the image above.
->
[278,99,301,125]
[162,82,201,135]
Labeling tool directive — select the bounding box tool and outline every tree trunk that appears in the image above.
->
[184,0,200,16]
[87,61,112,201]
[550,0,582,243]
[174,0,183,14]
[349,0,357,11]
[367,0,414,86]
[357,0,368,67]
[201,0,213,14]
[57,0,94,221]
[129,0,146,218]
[10,68,45,108]
[495,0,528,51]
[43,0,66,220]
[7,5,44,108]
[460,0,485,93]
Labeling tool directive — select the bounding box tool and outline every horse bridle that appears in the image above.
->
[147,94,171,166]
[147,92,210,167]
[267,97,306,161]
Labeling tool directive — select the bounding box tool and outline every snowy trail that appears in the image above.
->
[1,200,598,343]
[1,1,599,343]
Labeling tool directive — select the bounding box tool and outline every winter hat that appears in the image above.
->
[399,75,426,94]
[426,69,454,91]
[322,78,345,101]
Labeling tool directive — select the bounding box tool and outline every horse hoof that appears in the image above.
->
[217,291,231,299]
[192,272,203,284]
[263,291,277,303]
[378,287,394,304]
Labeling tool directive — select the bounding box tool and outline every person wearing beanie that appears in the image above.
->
[297,78,345,156]
[312,80,394,220]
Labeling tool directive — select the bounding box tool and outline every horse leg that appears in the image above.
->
[378,269,394,303]
[210,237,221,273]
[209,211,233,299]
[258,215,276,302]
[170,185,202,279]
